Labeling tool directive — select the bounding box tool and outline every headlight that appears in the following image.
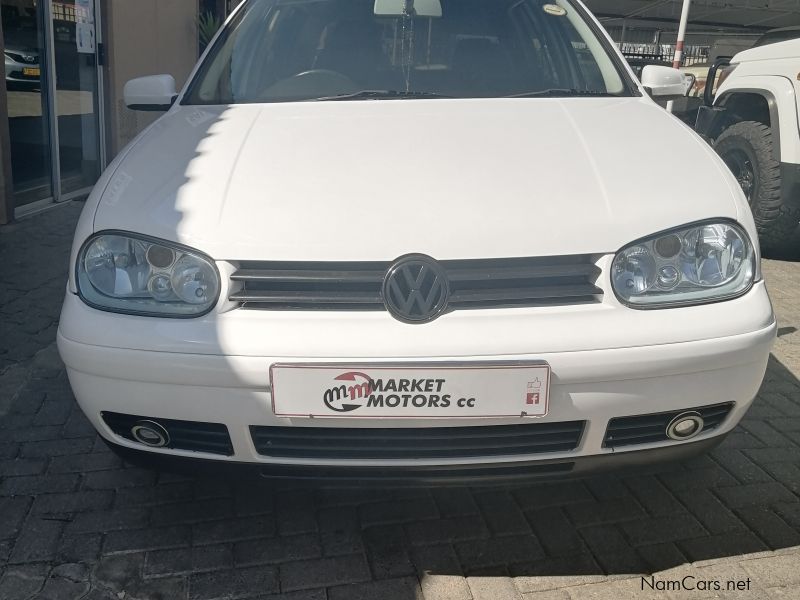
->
[612,221,755,308]
[76,232,220,317]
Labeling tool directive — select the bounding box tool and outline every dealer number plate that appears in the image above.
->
[270,362,551,419]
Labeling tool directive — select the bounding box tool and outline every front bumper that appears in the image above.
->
[58,281,776,476]
[5,61,40,84]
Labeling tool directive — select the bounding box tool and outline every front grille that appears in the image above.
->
[102,412,234,456]
[603,403,734,449]
[250,420,586,460]
[230,255,602,311]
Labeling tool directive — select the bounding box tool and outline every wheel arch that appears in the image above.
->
[694,90,778,160]
[715,90,781,161]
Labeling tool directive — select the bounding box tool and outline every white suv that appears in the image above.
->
[697,39,800,247]
[58,0,775,483]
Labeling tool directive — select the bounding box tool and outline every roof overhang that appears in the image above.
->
[587,0,800,31]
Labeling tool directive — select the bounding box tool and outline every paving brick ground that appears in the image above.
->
[1,203,800,599]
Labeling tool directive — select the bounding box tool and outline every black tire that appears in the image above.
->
[714,121,799,248]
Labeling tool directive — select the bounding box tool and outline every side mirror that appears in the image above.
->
[641,65,687,100]
[682,72,696,96]
[124,75,178,111]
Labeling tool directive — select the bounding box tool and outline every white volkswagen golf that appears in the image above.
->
[58,0,776,483]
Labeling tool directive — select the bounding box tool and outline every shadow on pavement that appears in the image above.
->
[762,226,800,262]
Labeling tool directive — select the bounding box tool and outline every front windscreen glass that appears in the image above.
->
[184,0,632,104]
[754,30,800,47]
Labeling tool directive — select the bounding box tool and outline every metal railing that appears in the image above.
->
[619,43,710,67]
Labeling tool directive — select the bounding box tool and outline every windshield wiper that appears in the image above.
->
[310,90,453,101]
[507,89,617,98]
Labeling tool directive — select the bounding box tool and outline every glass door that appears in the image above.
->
[2,0,53,209]
[2,0,103,216]
[49,0,101,199]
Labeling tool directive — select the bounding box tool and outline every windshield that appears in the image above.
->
[754,30,800,48]
[184,0,632,104]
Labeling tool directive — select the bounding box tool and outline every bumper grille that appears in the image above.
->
[230,255,601,311]
[102,412,234,456]
[603,403,734,449]
[250,420,585,460]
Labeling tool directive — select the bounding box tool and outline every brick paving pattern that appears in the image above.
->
[1,203,800,599]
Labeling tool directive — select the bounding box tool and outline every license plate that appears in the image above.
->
[270,362,551,419]
[23,67,40,77]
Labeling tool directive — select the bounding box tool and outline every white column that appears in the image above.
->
[666,0,692,114]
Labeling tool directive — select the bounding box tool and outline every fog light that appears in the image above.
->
[666,412,704,441]
[131,420,170,447]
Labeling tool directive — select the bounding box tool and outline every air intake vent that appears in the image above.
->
[229,255,602,312]
[102,412,234,456]
[603,403,734,449]
[258,461,575,482]
[250,420,585,460]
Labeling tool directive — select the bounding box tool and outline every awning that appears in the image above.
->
[586,0,800,30]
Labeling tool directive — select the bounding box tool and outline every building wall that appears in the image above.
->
[101,0,199,157]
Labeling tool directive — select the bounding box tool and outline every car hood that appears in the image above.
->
[4,45,39,57]
[94,98,739,261]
